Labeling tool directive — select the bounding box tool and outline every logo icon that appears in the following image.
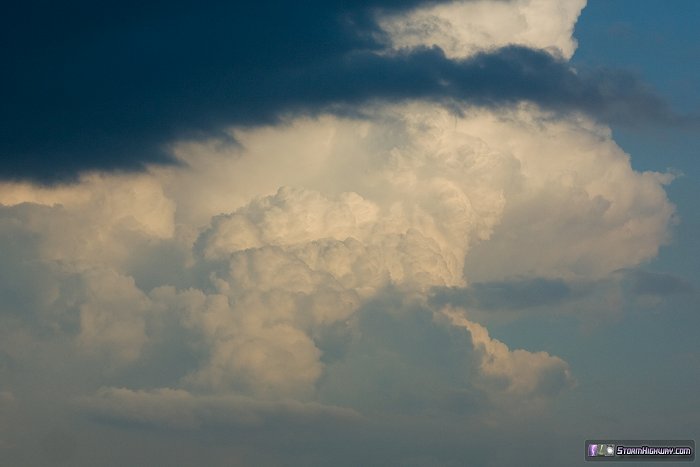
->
[588,443,616,457]
[598,444,615,456]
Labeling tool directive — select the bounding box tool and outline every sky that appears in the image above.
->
[0,1,698,466]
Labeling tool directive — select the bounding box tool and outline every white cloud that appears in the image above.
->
[378,0,587,59]
[0,102,674,422]
[76,268,151,367]
[455,107,676,281]
[0,174,175,270]
[183,104,674,282]
[442,307,574,405]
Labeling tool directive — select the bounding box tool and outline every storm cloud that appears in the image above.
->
[0,2,696,465]
[0,0,676,182]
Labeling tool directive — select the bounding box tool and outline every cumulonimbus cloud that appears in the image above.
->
[0,101,674,430]
[0,5,682,462]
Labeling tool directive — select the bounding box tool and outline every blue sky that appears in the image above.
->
[575,0,700,280]
[0,1,697,466]
[573,0,699,394]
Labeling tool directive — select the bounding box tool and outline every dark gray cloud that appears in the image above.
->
[316,290,482,414]
[0,0,680,183]
[431,277,574,311]
[431,269,696,317]
[623,269,694,297]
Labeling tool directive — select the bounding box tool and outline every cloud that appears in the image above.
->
[0,49,681,466]
[201,104,675,282]
[79,387,361,430]
[431,278,573,310]
[76,269,151,367]
[1,0,682,183]
[0,173,175,267]
[624,269,694,297]
[0,102,673,419]
[429,267,696,335]
[316,295,574,418]
[0,2,694,464]
[443,308,574,401]
[0,391,17,449]
[379,0,586,59]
